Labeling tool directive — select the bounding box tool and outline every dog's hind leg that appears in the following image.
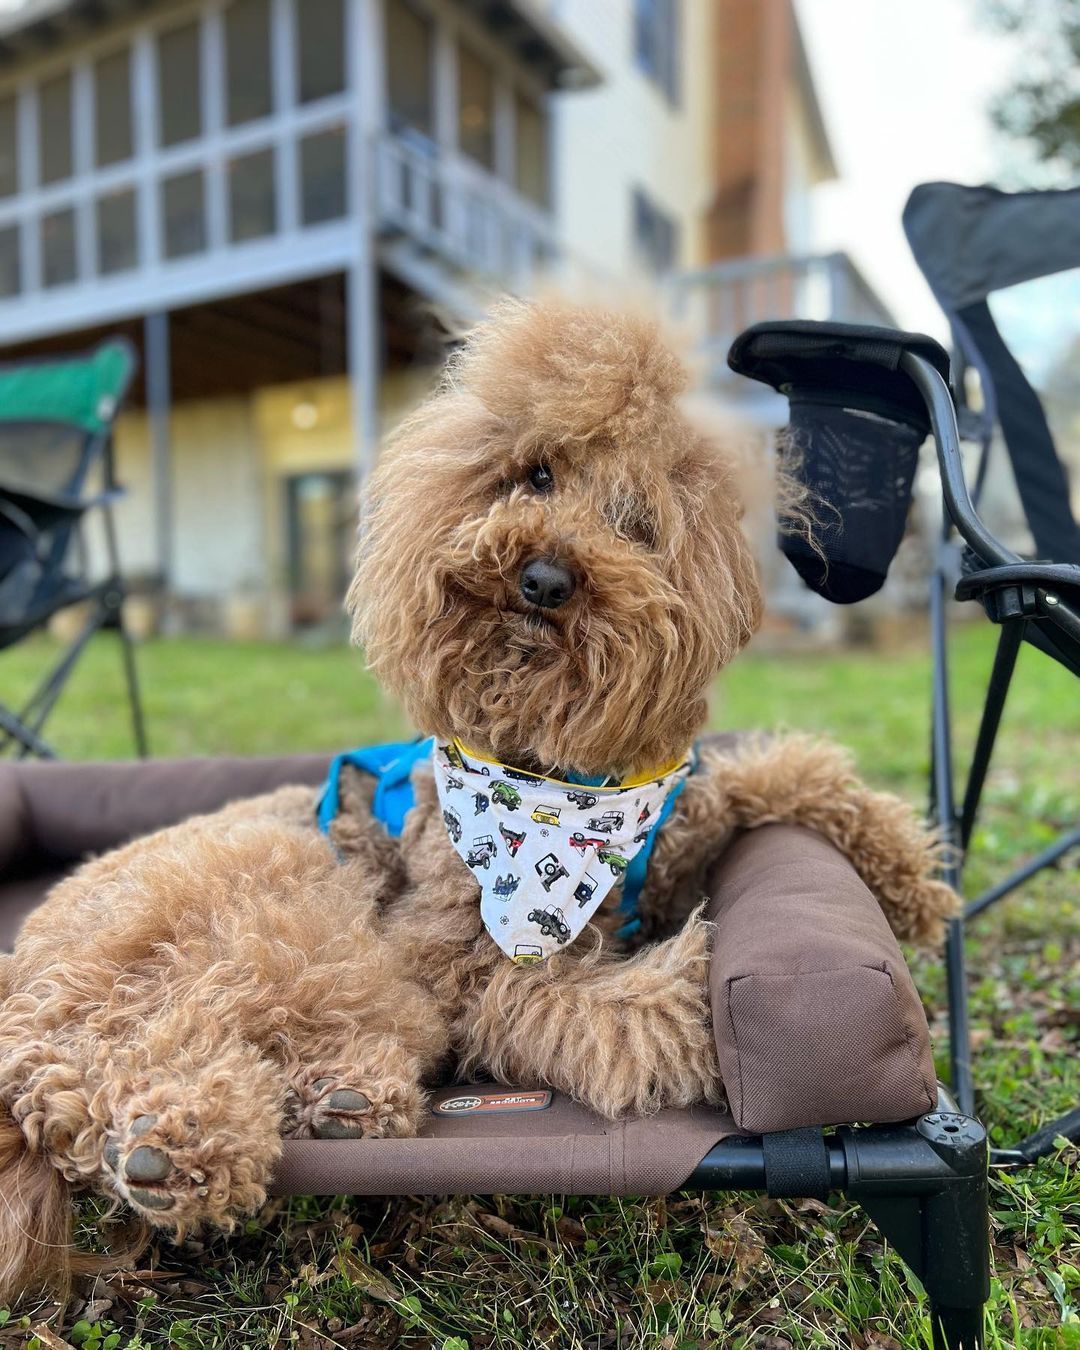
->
[0,1010,101,1186]
[276,954,444,1141]
[458,906,722,1119]
[0,1009,139,1304]
[91,1008,286,1236]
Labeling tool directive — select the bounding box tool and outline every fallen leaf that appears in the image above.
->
[476,1211,556,1249]
[555,1216,588,1244]
[337,1251,403,1304]
[27,1328,72,1350]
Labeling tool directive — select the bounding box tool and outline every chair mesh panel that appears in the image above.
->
[0,492,86,640]
[0,512,39,625]
[0,423,92,498]
[780,400,923,604]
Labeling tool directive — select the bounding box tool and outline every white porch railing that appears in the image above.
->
[374,131,557,296]
[673,251,896,379]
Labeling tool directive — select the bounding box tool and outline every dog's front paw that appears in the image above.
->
[285,1063,425,1140]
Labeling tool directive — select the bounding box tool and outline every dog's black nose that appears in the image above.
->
[520,558,576,610]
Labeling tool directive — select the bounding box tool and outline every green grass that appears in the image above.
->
[2,623,1077,1349]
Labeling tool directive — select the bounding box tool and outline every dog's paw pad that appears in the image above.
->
[105,1113,206,1220]
[124,1144,172,1183]
[310,1078,372,1140]
[127,1184,176,1211]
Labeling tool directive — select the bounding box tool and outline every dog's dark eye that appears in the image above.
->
[625,515,657,550]
[527,463,554,493]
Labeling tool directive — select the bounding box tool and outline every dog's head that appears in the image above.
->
[348,300,762,778]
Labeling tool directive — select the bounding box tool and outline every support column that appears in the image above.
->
[348,0,385,486]
[346,252,380,484]
[144,310,173,604]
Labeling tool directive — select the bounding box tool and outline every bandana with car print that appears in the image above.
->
[433,740,693,963]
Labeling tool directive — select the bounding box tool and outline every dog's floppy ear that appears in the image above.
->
[453,298,687,449]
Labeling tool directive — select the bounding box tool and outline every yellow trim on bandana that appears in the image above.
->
[453,739,687,791]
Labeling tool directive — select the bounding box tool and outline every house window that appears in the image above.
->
[0,224,20,296]
[298,0,345,103]
[0,97,17,197]
[158,22,202,147]
[632,187,679,275]
[226,0,273,126]
[161,169,206,259]
[96,188,137,274]
[39,72,73,184]
[300,126,347,225]
[458,43,494,169]
[94,47,133,167]
[41,207,77,287]
[515,92,548,206]
[228,147,276,242]
[634,0,680,103]
[386,0,433,137]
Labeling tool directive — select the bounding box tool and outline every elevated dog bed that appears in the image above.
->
[0,744,990,1346]
[0,736,935,1157]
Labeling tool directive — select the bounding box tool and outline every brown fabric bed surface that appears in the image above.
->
[0,744,938,1156]
[0,753,332,949]
[272,1086,735,1197]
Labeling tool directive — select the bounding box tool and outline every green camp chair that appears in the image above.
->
[0,338,147,759]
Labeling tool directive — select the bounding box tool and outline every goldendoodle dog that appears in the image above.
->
[344,299,955,1116]
[0,298,955,1306]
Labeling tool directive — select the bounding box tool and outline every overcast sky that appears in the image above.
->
[796,0,1021,335]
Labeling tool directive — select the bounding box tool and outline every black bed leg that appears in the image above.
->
[920,1114,989,1350]
[924,1173,988,1349]
[931,1303,985,1350]
[852,1114,988,1350]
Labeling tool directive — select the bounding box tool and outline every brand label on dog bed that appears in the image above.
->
[436,1090,552,1114]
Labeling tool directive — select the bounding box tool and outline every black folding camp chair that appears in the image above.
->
[0,338,147,760]
[727,180,1080,1172]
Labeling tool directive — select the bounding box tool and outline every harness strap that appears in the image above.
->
[316,736,433,839]
[617,745,697,936]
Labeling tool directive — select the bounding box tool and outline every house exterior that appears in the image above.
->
[0,0,892,635]
[546,0,712,280]
[680,0,893,403]
[0,0,596,633]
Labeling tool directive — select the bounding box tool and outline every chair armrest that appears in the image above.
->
[727,320,951,432]
[706,824,937,1132]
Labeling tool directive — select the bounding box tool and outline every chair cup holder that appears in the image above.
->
[778,399,924,605]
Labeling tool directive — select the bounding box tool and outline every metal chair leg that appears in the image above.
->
[0,701,57,758]
[689,1112,990,1347]
[854,1113,989,1350]
[114,591,148,758]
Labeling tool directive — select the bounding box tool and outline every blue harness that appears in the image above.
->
[316,738,694,936]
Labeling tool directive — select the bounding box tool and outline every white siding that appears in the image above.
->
[547,0,709,280]
[88,397,264,597]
